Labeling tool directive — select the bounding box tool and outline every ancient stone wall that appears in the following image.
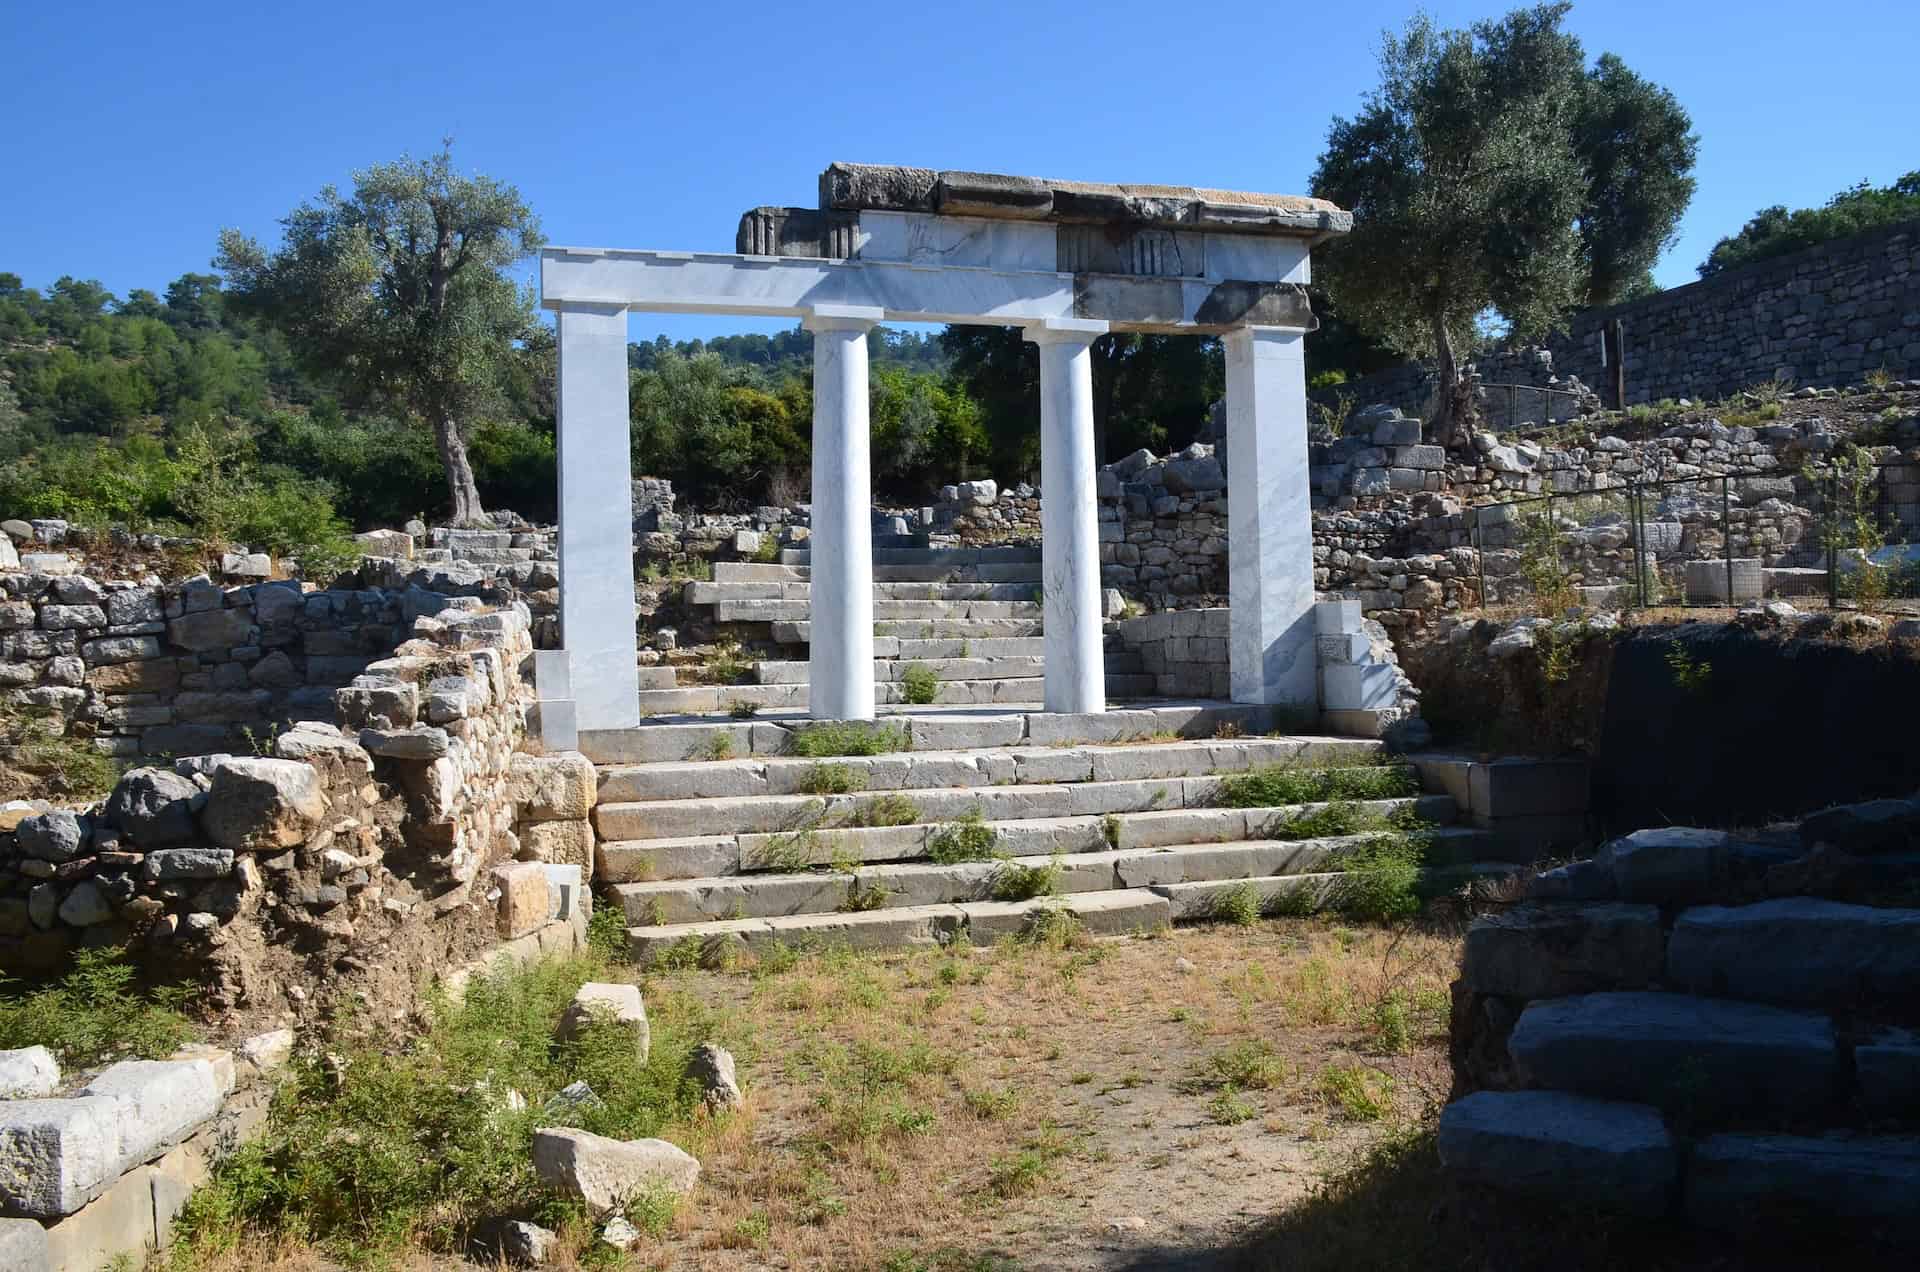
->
[0,595,595,1023]
[1323,218,1920,415]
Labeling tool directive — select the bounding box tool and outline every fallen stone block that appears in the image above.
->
[493,862,551,939]
[556,983,650,1060]
[1459,902,1664,999]
[1667,899,1920,1006]
[104,767,202,849]
[530,1126,700,1213]
[0,1045,60,1099]
[1438,1090,1676,1217]
[82,1059,225,1166]
[688,1043,742,1111]
[1509,992,1839,1118]
[0,1095,125,1216]
[1601,827,1729,903]
[1686,1133,1920,1239]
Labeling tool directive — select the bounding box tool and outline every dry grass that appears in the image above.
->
[201,920,1464,1272]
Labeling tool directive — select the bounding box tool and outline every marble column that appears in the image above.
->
[554,302,640,733]
[1027,319,1109,714]
[804,306,884,720]
[1223,324,1316,708]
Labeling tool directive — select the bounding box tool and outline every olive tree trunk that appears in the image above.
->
[1427,310,1474,450]
[433,412,487,527]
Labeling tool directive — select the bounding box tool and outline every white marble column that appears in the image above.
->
[554,302,640,732]
[804,306,884,721]
[1223,324,1317,709]
[1027,319,1109,714]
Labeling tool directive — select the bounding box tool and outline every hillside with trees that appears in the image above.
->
[1699,169,1920,277]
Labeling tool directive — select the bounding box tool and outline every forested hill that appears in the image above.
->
[628,326,949,378]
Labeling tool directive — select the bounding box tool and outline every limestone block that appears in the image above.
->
[556,983,650,1059]
[493,861,550,938]
[0,1218,49,1269]
[42,1159,156,1271]
[1460,902,1664,999]
[165,607,253,652]
[237,1029,296,1077]
[104,767,202,849]
[104,589,162,627]
[357,726,452,759]
[1438,1090,1676,1217]
[82,1059,225,1166]
[0,1095,125,1215]
[508,752,597,822]
[1686,1133,1920,1238]
[1667,899,1920,1006]
[201,757,327,851]
[530,1127,700,1213]
[520,819,594,870]
[0,1045,60,1098]
[38,604,107,631]
[1798,798,1920,854]
[1509,992,1838,1117]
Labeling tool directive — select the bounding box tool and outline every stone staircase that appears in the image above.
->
[576,704,1512,962]
[634,539,1154,713]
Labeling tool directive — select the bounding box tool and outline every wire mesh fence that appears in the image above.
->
[1468,459,1920,613]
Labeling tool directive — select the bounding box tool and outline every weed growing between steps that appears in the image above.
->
[925,808,999,864]
[788,721,910,757]
[900,662,940,705]
[844,793,921,828]
[0,947,197,1067]
[988,854,1064,902]
[1215,763,1418,808]
[166,953,743,1268]
[797,762,870,795]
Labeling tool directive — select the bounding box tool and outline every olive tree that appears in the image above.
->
[1311,4,1692,444]
[216,146,543,524]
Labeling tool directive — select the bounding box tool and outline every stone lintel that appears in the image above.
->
[817,162,1351,239]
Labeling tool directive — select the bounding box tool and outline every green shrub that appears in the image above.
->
[926,808,999,864]
[844,793,921,828]
[788,721,909,757]
[899,662,940,705]
[0,948,196,1068]
[796,762,867,795]
[1334,830,1425,922]
[990,856,1062,902]
[1215,765,1416,809]
[1208,882,1262,926]
[170,956,714,1263]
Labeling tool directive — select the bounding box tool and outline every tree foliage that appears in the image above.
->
[216,145,545,524]
[1310,4,1695,439]
[1700,170,1920,278]
[1575,53,1698,306]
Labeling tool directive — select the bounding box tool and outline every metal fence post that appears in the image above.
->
[1474,507,1488,610]
[1631,481,1647,609]
[1828,469,1840,610]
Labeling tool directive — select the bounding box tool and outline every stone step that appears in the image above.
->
[595,736,1382,804]
[632,674,1156,714]
[1508,991,1840,1119]
[748,652,1145,684]
[1439,1091,1679,1218]
[713,562,807,583]
[609,826,1477,924]
[715,598,1044,623]
[688,580,1042,604]
[578,702,1309,766]
[595,792,1455,877]
[626,889,1171,963]
[778,546,1043,567]
[772,619,1046,642]
[1152,849,1506,920]
[595,766,1445,841]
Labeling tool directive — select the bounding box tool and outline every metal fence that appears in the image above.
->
[1467,459,1920,613]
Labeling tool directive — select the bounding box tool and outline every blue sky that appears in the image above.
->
[3,0,1913,346]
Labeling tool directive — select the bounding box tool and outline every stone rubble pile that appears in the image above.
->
[1443,796,1920,1238]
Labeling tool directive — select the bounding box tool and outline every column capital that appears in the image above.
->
[1024,317,1109,347]
[1223,323,1311,348]
[803,304,886,333]
[550,300,628,318]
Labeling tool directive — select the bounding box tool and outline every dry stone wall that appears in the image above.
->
[1324,219,1920,414]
